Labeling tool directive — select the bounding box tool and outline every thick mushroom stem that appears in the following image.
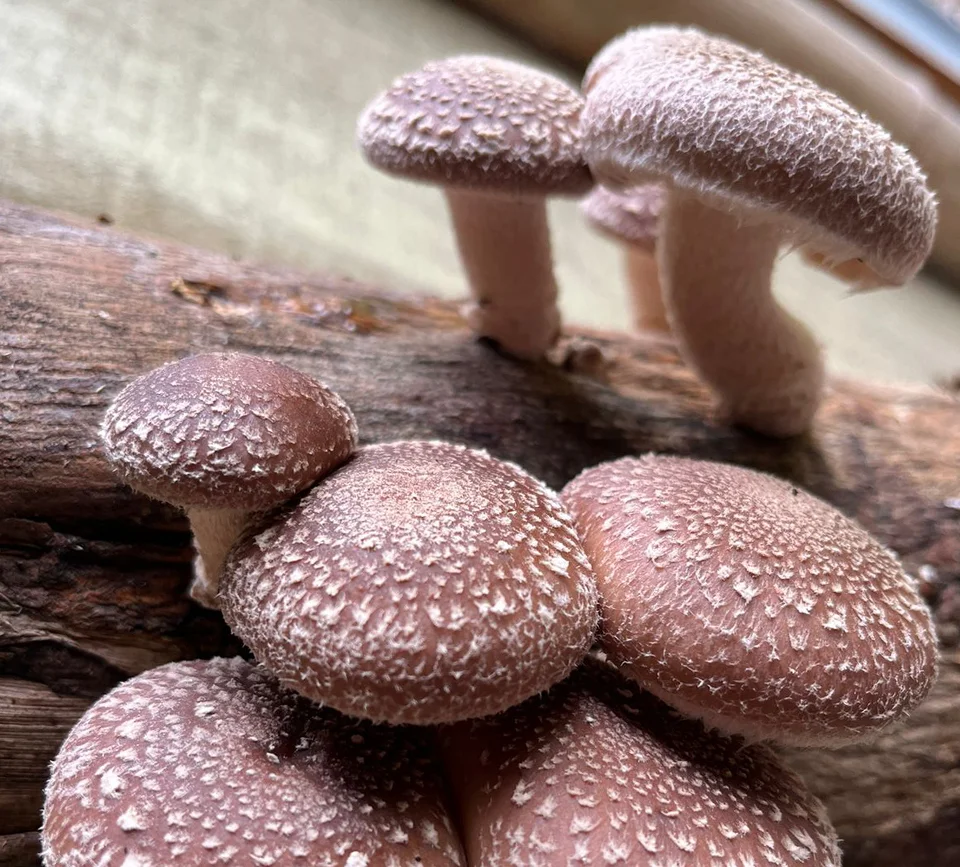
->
[658,192,824,436]
[624,247,669,333]
[446,189,560,360]
[186,507,250,607]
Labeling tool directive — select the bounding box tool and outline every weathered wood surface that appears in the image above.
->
[1,200,959,865]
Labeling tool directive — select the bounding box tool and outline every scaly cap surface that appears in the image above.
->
[562,454,938,745]
[359,55,592,195]
[581,26,937,284]
[222,440,599,724]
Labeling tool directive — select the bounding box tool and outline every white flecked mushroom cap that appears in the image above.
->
[221,440,599,725]
[580,184,664,251]
[441,659,841,867]
[100,353,358,511]
[42,657,465,867]
[358,55,593,196]
[581,26,937,285]
[561,455,939,746]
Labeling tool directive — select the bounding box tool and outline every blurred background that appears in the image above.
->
[2,0,958,384]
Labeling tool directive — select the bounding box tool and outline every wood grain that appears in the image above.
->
[1,200,958,866]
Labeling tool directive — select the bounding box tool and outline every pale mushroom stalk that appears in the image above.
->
[446,190,559,359]
[624,247,668,332]
[658,192,824,437]
[580,184,668,334]
[580,26,936,436]
[186,507,250,607]
[358,55,592,361]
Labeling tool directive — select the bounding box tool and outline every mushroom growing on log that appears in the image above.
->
[581,26,937,437]
[0,199,958,867]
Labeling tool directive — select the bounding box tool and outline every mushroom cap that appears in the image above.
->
[581,26,937,285]
[441,659,841,867]
[358,55,593,196]
[42,657,465,867]
[221,440,599,725]
[580,184,664,251]
[561,455,938,746]
[100,353,358,511]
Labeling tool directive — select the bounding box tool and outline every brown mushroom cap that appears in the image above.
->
[581,26,937,285]
[442,658,841,866]
[358,55,592,196]
[100,353,358,511]
[221,440,599,725]
[561,455,938,746]
[42,657,465,867]
[580,184,664,251]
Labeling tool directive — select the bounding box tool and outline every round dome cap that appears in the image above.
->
[100,353,358,510]
[562,455,938,745]
[581,26,937,284]
[359,55,593,196]
[442,659,841,866]
[42,657,465,867]
[221,440,599,725]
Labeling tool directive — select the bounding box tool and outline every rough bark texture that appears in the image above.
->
[0,200,958,866]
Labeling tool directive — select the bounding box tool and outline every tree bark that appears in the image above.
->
[1,200,958,866]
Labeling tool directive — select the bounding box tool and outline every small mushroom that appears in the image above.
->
[581,184,669,333]
[581,26,937,436]
[441,659,841,866]
[42,657,465,867]
[100,353,357,607]
[220,440,599,724]
[561,455,939,746]
[358,55,593,360]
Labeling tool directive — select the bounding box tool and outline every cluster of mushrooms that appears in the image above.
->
[42,24,941,867]
[44,348,938,866]
[358,25,936,437]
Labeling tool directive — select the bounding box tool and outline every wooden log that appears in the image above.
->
[0,199,958,866]
[0,833,40,867]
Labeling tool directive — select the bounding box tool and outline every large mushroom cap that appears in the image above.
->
[42,657,465,867]
[580,184,664,251]
[562,455,939,745]
[100,353,358,511]
[221,440,599,725]
[442,659,841,866]
[581,26,937,284]
[358,55,592,196]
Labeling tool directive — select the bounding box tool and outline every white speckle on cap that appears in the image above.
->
[99,770,123,799]
[117,807,147,832]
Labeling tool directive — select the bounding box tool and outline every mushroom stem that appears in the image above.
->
[624,247,669,333]
[446,189,560,360]
[186,507,251,607]
[658,192,824,436]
